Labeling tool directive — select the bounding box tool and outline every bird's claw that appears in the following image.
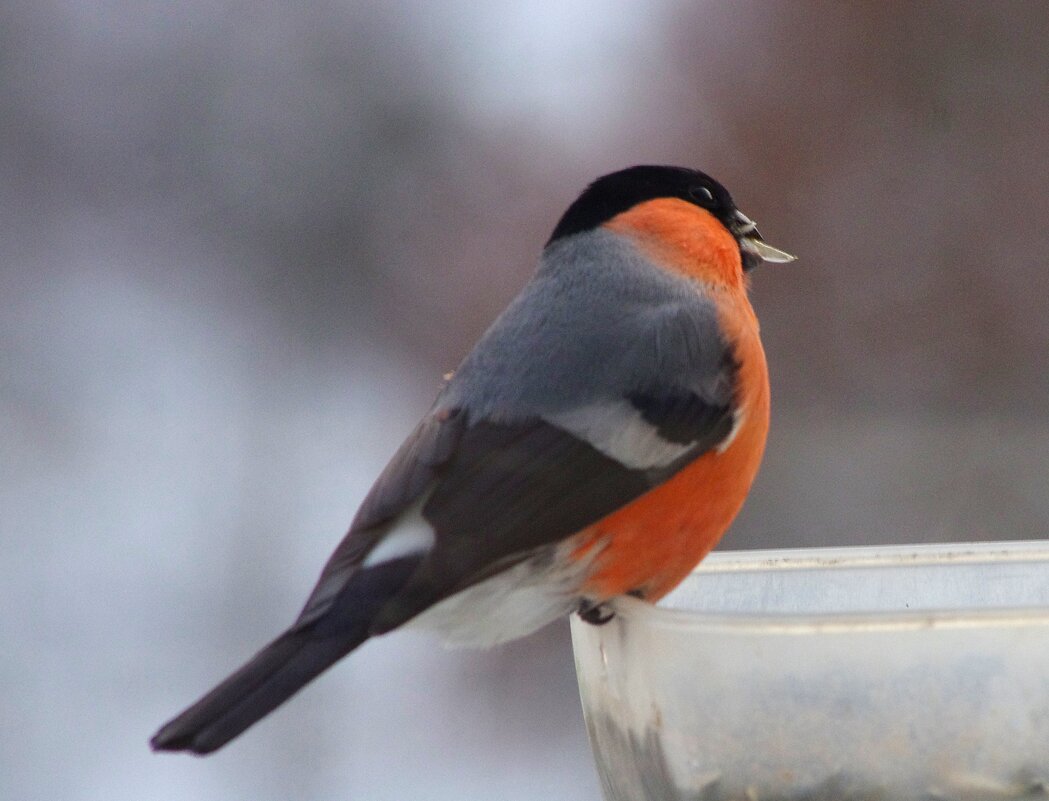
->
[577,601,615,625]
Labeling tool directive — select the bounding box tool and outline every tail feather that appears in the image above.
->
[150,626,366,754]
[151,556,422,755]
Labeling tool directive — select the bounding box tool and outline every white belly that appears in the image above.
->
[405,542,594,648]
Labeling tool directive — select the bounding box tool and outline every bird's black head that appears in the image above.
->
[547,165,795,270]
[547,166,737,244]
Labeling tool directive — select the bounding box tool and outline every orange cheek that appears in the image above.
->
[603,197,743,288]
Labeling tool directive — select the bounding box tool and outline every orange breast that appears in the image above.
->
[574,201,770,601]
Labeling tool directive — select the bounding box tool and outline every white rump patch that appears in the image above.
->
[546,401,694,469]
[361,506,436,567]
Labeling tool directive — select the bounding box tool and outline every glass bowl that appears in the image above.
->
[571,541,1049,801]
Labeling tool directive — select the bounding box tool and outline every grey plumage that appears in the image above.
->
[309,228,737,633]
[443,229,732,419]
[151,226,738,754]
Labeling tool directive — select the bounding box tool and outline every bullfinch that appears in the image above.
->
[151,164,794,755]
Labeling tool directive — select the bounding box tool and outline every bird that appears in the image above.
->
[150,164,794,755]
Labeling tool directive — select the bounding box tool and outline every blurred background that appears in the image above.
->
[3,1,1047,799]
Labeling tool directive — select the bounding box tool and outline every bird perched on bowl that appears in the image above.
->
[151,164,794,755]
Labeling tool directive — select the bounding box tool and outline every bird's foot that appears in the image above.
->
[577,600,615,625]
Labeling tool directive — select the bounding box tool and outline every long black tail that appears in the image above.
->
[151,557,420,755]
[150,625,367,754]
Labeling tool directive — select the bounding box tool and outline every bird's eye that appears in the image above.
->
[689,185,715,205]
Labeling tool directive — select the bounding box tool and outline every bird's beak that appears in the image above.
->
[732,210,796,270]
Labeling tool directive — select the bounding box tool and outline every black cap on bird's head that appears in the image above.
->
[547,165,795,271]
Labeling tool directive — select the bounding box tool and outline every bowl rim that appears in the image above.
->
[696,539,1049,573]
[596,540,1049,635]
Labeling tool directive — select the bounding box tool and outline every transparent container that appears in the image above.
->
[571,541,1049,801]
